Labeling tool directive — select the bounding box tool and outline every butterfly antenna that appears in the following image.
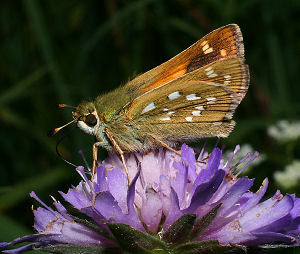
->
[58,104,78,109]
[55,125,78,168]
[47,118,77,137]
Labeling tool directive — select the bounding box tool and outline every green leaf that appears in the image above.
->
[37,244,122,254]
[162,214,196,244]
[173,241,243,254]
[107,223,166,254]
[189,204,222,240]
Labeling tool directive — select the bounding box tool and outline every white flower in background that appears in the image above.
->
[223,144,266,174]
[274,160,300,189]
[268,120,300,142]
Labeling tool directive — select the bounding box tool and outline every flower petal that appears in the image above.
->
[96,165,108,192]
[186,169,225,213]
[94,191,123,222]
[126,166,144,231]
[141,187,163,232]
[59,188,92,210]
[190,148,222,200]
[107,167,128,213]
[171,160,188,208]
[33,207,57,232]
[207,193,294,244]
[249,232,296,246]
[159,175,171,215]
[181,144,197,182]
[164,188,183,230]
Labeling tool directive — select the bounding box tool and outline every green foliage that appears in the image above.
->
[0,1,299,253]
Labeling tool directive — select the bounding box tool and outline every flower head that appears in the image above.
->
[268,120,300,142]
[2,144,300,253]
[274,160,300,190]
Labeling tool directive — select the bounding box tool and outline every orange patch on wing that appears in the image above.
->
[141,63,187,92]
[220,49,227,56]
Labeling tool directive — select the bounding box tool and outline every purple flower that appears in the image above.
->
[1,144,300,253]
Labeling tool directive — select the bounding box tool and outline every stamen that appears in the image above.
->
[76,166,93,193]
[230,152,251,173]
[198,139,208,161]
[78,150,91,172]
[235,151,259,177]
[225,145,240,168]
[30,191,57,215]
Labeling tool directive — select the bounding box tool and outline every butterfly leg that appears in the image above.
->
[148,135,181,156]
[92,141,102,180]
[104,129,130,183]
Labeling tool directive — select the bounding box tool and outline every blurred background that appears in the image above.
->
[0,0,299,253]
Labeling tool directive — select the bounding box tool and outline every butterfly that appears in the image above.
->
[50,24,249,179]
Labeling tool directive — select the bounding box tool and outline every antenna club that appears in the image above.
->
[47,118,77,137]
[58,103,78,109]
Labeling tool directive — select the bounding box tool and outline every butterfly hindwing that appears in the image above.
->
[125,56,247,124]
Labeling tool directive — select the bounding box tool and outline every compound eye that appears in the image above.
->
[84,113,97,127]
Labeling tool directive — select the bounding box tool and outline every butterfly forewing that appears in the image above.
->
[187,57,249,105]
[125,24,245,95]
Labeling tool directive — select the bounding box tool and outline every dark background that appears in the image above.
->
[0,0,299,253]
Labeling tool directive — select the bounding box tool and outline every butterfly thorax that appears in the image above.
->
[75,87,139,151]
[93,86,134,117]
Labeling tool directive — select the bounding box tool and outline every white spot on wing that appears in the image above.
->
[204,47,214,54]
[163,108,169,111]
[186,94,201,101]
[206,70,214,75]
[202,44,209,51]
[206,97,217,104]
[204,66,212,72]
[142,102,155,113]
[205,68,218,78]
[208,73,218,78]
[201,40,208,46]
[224,75,231,84]
[195,106,204,110]
[167,111,175,115]
[185,116,193,122]
[192,110,201,116]
[160,116,171,121]
[168,91,181,100]
[201,41,213,54]
[207,97,217,101]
